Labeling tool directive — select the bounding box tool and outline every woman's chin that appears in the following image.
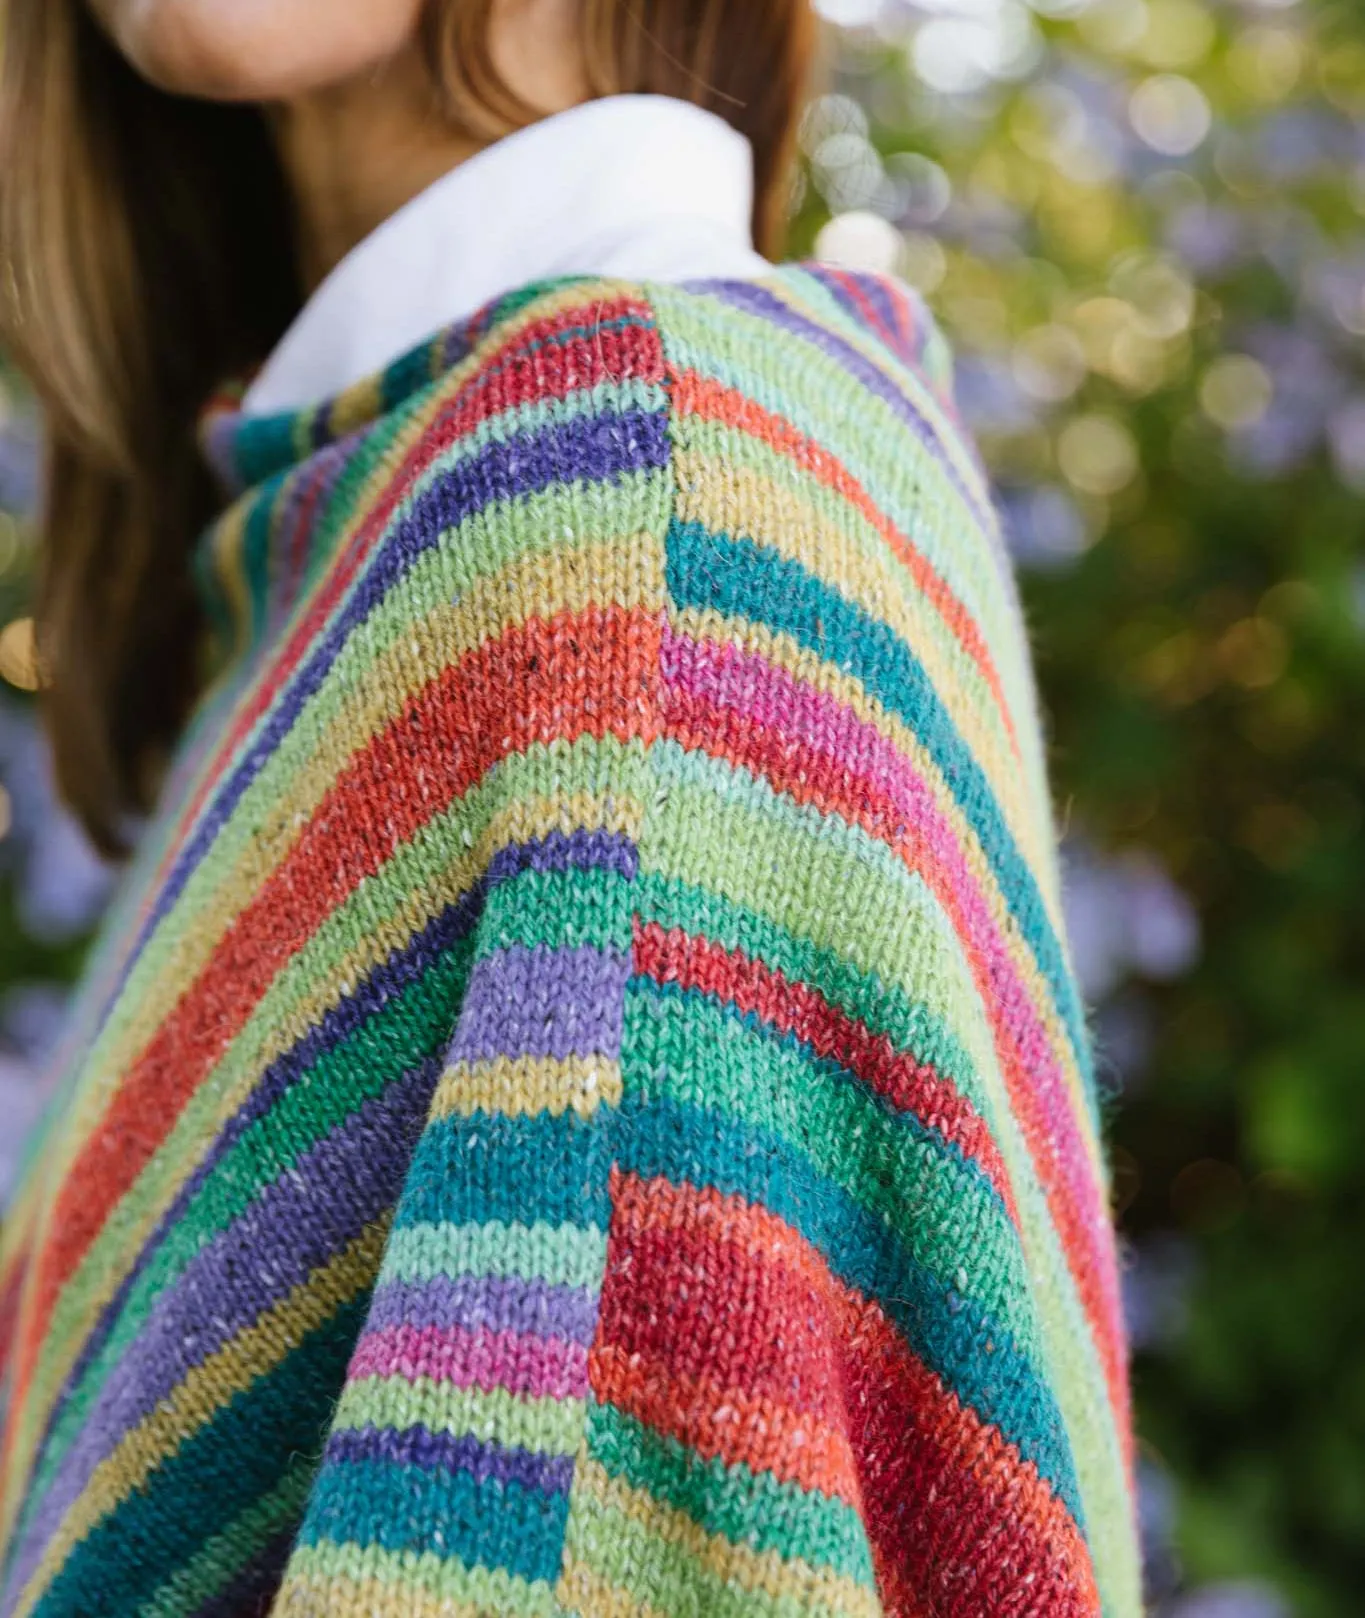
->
[96,0,424,103]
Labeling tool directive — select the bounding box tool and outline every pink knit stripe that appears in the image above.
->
[347,1322,591,1402]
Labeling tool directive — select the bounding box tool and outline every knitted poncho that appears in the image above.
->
[0,268,1140,1617]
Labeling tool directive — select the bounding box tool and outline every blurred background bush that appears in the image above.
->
[2,0,1363,1611]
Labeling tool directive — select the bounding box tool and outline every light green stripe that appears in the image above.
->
[770,267,997,518]
[584,1402,877,1588]
[382,1219,608,1290]
[642,735,1021,1119]
[334,1375,584,1457]
[567,1494,852,1618]
[622,982,1040,1361]
[633,863,974,1082]
[649,279,1012,655]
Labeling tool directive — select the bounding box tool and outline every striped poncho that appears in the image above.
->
[0,267,1140,1616]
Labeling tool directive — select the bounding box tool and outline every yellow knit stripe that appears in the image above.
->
[432,1054,625,1121]
[555,1558,673,1618]
[204,502,254,665]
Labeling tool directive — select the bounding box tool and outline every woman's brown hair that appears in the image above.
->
[0,0,816,853]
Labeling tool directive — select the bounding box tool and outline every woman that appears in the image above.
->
[0,1,1141,1613]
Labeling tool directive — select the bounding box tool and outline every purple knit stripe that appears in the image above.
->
[99,403,670,1038]
[447,944,632,1066]
[267,438,355,636]
[439,308,487,373]
[365,1274,599,1347]
[700,278,992,529]
[323,1423,575,1497]
[12,1063,437,1581]
[805,266,922,369]
[309,395,340,454]
[487,826,638,889]
[33,888,485,1486]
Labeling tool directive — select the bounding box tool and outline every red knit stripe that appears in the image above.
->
[596,1173,1102,1617]
[0,1258,23,1385]
[826,267,921,365]
[631,919,1018,1224]
[152,299,663,906]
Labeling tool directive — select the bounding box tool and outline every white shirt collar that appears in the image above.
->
[243,94,769,415]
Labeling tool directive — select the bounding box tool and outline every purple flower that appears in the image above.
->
[999,483,1089,570]
[1166,203,1246,278]
[1327,397,1365,490]
[1139,1457,1182,1603]
[953,355,1038,436]
[1161,1583,1291,1618]
[1062,837,1201,1000]
[0,698,114,943]
[1123,1232,1196,1352]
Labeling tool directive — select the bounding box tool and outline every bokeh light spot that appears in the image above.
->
[1199,354,1274,429]
[1013,323,1088,401]
[1130,73,1213,155]
[1058,412,1141,494]
[1217,616,1289,689]
[0,618,40,692]
[899,231,948,292]
[814,210,903,274]
[1229,25,1304,101]
[1138,0,1216,71]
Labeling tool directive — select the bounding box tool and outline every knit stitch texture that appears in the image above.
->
[0,267,1140,1616]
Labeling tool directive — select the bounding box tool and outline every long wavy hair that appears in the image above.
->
[0,0,816,852]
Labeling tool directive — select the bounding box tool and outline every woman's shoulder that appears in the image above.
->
[372,262,983,558]
[399,263,961,438]
[346,262,1010,692]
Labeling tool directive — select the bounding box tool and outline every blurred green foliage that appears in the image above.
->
[796,1,1365,1611]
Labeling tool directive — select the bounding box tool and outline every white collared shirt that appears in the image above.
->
[244,94,770,415]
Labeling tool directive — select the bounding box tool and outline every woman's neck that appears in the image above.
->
[271,4,590,294]
[270,48,481,294]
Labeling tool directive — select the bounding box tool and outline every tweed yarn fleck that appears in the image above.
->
[0,268,1141,1617]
